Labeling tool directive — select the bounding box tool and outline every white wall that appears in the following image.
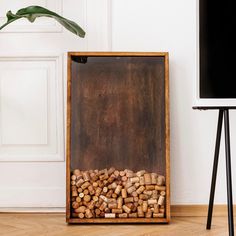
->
[111,0,236,205]
[0,0,110,209]
[0,0,235,209]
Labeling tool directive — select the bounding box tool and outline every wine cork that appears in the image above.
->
[139,194,148,200]
[145,209,152,218]
[74,206,86,213]
[151,173,158,184]
[136,186,145,194]
[83,189,89,195]
[79,192,84,198]
[76,178,84,187]
[120,189,127,198]
[126,171,134,178]
[73,169,81,176]
[78,213,84,218]
[100,174,109,181]
[142,201,148,212]
[77,187,83,193]
[124,197,134,203]
[95,187,102,196]
[114,170,120,177]
[71,181,76,186]
[118,213,128,218]
[103,186,108,193]
[108,167,116,175]
[152,190,158,199]
[72,201,79,209]
[107,175,116,184]
[99,202,107,211]
[84,195,91,202]
[128,213,138,218]
[112,208,123,214]
[93,196,99,202]
[144,173,151,185]
[99,195,108,203]
[82,171,90,182]
[136,170,146,177]
[112,193,117,199]
[110,182,117,189]
[127,185,136,194]
[121,176,128,182]
[139,176,145,186]
[72,190,78,197]
[148,199,157,205]
[81,182,90,190]
[117,196,123,209]
[104,207,110,213]
[85,209,93,218]
[88,200,95,209]
[108,202,118,209]
[130,177,139,183]
[105,213,116,218]
[155,185,166,191]
[153,213,164,218]
[119,171,125,177]
[158,195,165,206]
[154,204,159,214]
[93,182,98,188]
[76,197,81,203]
[115,185,122,195]
[71,175,77,181]
[137,206,144,217]
[125,182,132,189]
[134,196,139,202]
[95,208,101,215]
[160,191,166,196]
[88,185,95,195]
[123,205,131,214]
[106,189,113,198]
[145,185,155,191]
[157,175,165,186]
[143,190,152,196]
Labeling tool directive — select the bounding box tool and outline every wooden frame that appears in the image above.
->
[66,52,170,223]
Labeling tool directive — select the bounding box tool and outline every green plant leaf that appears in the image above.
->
[0,5,85,38]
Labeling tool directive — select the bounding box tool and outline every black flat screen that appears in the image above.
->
[200,0,236,98]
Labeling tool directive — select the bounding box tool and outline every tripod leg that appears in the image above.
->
[224,109,234,236]
[207,109,223,230]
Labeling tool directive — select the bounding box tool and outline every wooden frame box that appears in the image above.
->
[66,52,170,223]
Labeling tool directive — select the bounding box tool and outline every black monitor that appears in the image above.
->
[200,0,236,98]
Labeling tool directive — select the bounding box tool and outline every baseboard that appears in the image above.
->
[0,205,234,216]
[171,204,236,217]
[0,207,65,213]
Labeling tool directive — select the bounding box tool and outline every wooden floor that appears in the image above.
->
[0,213,233,236]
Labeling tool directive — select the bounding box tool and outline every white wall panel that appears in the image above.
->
[0,56,64,161]
[0,0,62,33]
[1,67,48,145]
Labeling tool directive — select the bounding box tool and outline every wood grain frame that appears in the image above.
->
[66,52,170,223]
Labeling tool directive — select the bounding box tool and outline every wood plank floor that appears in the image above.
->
[0,214,234,236]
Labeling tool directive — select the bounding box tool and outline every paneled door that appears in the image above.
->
[0,0,111,210]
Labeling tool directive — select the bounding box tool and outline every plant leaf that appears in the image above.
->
[0,5,85,37]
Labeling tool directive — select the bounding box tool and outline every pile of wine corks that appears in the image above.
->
[70,168,166,219]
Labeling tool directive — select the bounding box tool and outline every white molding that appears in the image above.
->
[0,0,63,33]
[85,0,112,51]
[0,186,65,207]
[0,54,64,162]
[0,207,65,213]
